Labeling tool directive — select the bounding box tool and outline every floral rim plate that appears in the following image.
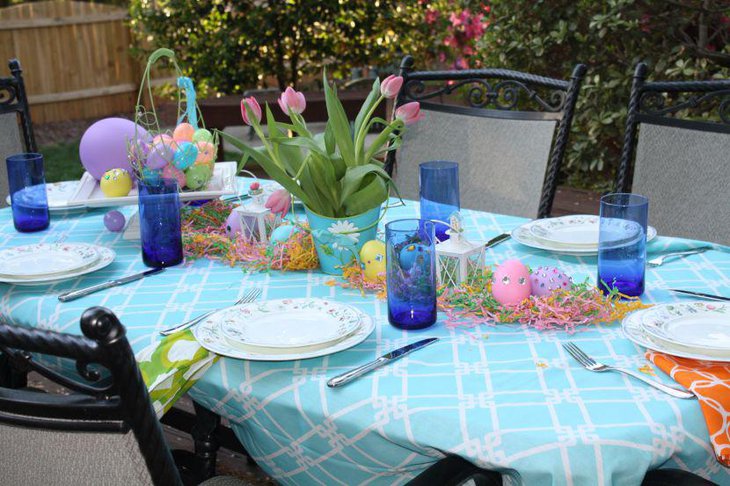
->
[218,298,363,348]
[193,309,374,361]
[512,216,657,255]
[0,246,116,286]
[6,181,85,211]
[622,306,730,362]
[0,243,99,278]
[640,301,730,352]
[529,215,600,248]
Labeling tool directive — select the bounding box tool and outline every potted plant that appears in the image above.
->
[220,73,422,274]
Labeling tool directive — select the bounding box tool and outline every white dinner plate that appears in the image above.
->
[622,306,730,362]
[529,215,600,248]
[512,216,657,255]
[6,180,86,212]
[0,243,99,279]
[193,307,374,361]
[219,298,363,348]
[640,301,730,352]
[0,246,116,286]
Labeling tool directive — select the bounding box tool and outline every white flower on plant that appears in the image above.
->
[327,220,360,249]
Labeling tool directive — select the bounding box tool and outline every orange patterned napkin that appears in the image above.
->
[647,351,730,466]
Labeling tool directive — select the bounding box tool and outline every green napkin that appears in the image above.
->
[136,330,217,417]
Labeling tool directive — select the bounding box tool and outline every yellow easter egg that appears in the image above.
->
[359,240,386,281]
[100,168,133,197]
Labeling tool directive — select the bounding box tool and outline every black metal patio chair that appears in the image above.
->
[0,58,37,208]
[615,62,730,245]
[0,307,249,486]
[384,56,586,219]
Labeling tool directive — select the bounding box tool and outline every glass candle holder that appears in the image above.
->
[597,193,649,297]
[386,219,437,330]
[138,178,184,268]
[419,161,459,241]
[6,153,50,233]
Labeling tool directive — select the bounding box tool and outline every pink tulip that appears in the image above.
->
[380,75,404,99]
[277,87,306,115]
[265,189,291,217]
[395,102,424,125]
[240,97,262,126]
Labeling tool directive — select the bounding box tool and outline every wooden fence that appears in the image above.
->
[0,1,169,124]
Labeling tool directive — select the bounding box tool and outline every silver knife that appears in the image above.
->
[485,232,511,249]
[669,289,730,302]
[58,267,164,302]
[327,337,438,388]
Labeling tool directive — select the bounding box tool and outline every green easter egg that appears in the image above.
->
[191,128,213,144]
[184,165,211,190]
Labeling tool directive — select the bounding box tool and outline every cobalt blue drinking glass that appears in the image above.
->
[6,153,50,233]
[386,219,437,330]
[597,193,649,297]
[138,178,183,268]
[419,161,459,241]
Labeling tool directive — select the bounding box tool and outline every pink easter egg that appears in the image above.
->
[195,141,216,164]
[162,164,187,188]
[146,142,174,169]
[492,259,532,306]
[173,123,195,142]
[530,266,573,297]
[152,134,174,146]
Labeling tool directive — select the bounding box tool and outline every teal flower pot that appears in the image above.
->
[305,205,381,275]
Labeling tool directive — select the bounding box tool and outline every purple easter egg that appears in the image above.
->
[79,118,148,180]
[530,266,573,297]
[146,142,175,169]
[225,209,243,238]
[103,210,126,232]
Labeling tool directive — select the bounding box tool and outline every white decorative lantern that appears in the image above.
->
[435,212,486,287]
[233,187,279,243]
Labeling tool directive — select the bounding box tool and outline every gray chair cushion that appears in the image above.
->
[0,112,24,208]
[0,421,153,485]
[632,122,730,245]
[200,475,254,485]
[393,107,557,218]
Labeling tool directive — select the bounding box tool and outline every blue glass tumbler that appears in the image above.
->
[419,161,459,241]
[597,193,649,297]
[386,219,437,330]
[138,178,184,268]
[6,153,50,232]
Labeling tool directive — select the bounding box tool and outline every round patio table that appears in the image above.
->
[1,180,728,485]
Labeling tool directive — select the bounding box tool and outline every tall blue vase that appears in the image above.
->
[305,205,381,275]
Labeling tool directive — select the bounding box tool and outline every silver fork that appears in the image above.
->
[159,288,261,336]
[562,342,694,399]
[647,247,711,268]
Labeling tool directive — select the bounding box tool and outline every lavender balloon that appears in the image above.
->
[103,210,126,232]
[79,118,148,180]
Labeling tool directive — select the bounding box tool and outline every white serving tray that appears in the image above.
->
[68,161,238,208]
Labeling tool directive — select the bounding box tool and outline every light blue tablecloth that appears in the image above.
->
[1,185,729,485]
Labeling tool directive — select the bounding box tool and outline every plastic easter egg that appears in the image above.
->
[152,134,174,146]
[173,123,195,142]
[141,167,162,184]
[99,168,133,197]
[162,165,187,189]
[270,224,298,245]
[360,240,386,281]
[192,128,213,144]
[103,210,126,232]
[173,141,198,170]
[530,266,572,297]
[184,165,211,190]
[399,243,428,271]
[146,142,174,169]
[225,210,243,238]
[195,141,216,165]
[492,259,532,306]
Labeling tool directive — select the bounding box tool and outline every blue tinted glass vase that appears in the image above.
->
[419,161,459,241]
[138,178,184,268]
[6,153,50,233]
[386,219,437,330]
[597,193,649,297]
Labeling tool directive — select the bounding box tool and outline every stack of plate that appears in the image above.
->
[511,215,657,255]
[0,243,115,286]
[622,301,730,362]
[193,298,375,361]
[6,181,85,212]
